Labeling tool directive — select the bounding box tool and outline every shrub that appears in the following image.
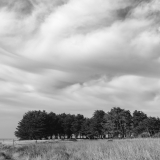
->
[152,132,160,138]
[0,152,13,159]
[138,132,150,138]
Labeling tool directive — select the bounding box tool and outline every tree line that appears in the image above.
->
[15,107,160,140]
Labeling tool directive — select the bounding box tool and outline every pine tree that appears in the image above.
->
[15,110,48,140]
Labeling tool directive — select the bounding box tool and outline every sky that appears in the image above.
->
[0,0,160,138]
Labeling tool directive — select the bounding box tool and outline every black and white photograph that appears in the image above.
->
[1,0,160,159]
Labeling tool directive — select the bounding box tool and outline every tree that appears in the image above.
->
[137,117,160,136]
[90,110,105,138]
[63,114,75,139]
[46,112,59,139]
[132,110,148,136]
[103,113,115,138]
[103,107,132,138]
[81,118,95,139]
[71,114,85,138]
[15,110,48,140]
[57,113,75,139]
[56,113,66,139]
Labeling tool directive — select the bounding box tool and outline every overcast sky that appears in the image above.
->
[0,0,160,138]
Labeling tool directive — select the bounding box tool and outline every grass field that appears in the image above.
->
[1,138,160,160]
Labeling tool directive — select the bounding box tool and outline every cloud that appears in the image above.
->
[0,0,160,137]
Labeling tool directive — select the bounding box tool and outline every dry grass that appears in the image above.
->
[1,138,160,160]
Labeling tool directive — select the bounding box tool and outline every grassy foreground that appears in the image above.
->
[1,139,160,160]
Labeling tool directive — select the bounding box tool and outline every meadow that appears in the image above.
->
[1,138,160,160]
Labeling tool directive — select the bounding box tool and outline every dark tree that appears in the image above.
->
[63,114,75,139]
[90,110,105,138]
[15,110,48,140]
[71,114,85,138]
[81,118,94,139]
[132,110,148,136]
[46,112,59,139]
[56,113,66,139]
[57,113,75,139]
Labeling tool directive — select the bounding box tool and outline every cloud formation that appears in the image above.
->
[0,0,160,138]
